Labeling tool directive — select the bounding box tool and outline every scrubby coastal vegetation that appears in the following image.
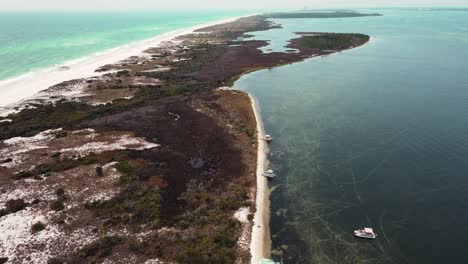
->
[0,13,373,263]
[295,33,370,50]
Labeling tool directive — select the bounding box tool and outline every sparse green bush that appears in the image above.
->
[31,221,46,233]
[52,130,68,138]
[95,166,103,176]
[115,161,133,174]
[247,213,254,221]
[115,161,138,183]
[5,199,28,213]
[14,170,33,180]
[55,188,65,196]
[1,199,29,218]
[2,158,12,163]
[116,70,130,77]
[50,200,65,211]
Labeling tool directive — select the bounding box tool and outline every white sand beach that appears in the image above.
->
[249,94,272,264]
[0,16,243,108]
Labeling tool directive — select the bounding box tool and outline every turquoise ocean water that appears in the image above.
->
[0,11,250,82]
[236,9,468,264]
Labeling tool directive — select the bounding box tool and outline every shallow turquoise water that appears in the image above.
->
[236,10,468,264]
[0,11,250,81]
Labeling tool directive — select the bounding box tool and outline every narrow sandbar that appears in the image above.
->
[249,94,272,264]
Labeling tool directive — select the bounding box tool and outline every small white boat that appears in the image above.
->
[264,134,273,143]
[262,169,276,179]
[354,227,377,239]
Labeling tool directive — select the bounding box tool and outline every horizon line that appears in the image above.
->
[1,5,468,12]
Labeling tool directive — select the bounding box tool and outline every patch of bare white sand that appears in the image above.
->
[83,162,121,203]
[234,206,250,224]
[0,160,126,262]
[0,16,245,109]
[248,94,272,264]
[0,207,97,263]
[0,183,56,205]
[60,133,159,154]
[0,128,159,172]
[0,208,58,262]
[144,259,170,264]
[131,76,161,86]
[234,207,252,263]
[140,67,172,73]
[0,162,121,208]
[0,80,91,118]
[0,74,136,117]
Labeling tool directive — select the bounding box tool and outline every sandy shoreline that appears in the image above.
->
[0,15,245,108]
[249,94,272,264]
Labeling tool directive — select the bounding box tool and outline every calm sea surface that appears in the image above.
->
[236,9,468,264]
[0,11,250,81]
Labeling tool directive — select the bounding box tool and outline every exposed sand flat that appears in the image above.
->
[249,94,272,264]
[0,16,244,108]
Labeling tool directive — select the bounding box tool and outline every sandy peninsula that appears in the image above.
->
[0,12,372,264]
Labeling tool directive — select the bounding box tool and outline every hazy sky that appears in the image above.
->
[1,0,468,11]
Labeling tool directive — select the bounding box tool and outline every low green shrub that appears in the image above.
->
[31,221,46,233]
[50,200,65,211]
[5,199,28,213]
[95,166,103,176]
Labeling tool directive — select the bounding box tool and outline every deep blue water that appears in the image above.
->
[236,9,468,264]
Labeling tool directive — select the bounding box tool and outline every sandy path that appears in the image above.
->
[249,94,272,264]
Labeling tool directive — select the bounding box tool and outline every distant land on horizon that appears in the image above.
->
[263,11,383,19]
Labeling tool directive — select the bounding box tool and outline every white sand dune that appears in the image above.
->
[249,94,272,264]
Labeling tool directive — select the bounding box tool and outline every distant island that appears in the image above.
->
[0,12,374,264]
[263,11,382,19]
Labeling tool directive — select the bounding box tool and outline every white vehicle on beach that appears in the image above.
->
[354,227,377,239]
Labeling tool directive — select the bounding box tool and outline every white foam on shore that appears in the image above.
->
[248,94,272,264]
[0,16,245,108]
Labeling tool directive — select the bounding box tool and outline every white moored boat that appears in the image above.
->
[262,169,276,180]
[354,227,377,239]
[264,134,273,143]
